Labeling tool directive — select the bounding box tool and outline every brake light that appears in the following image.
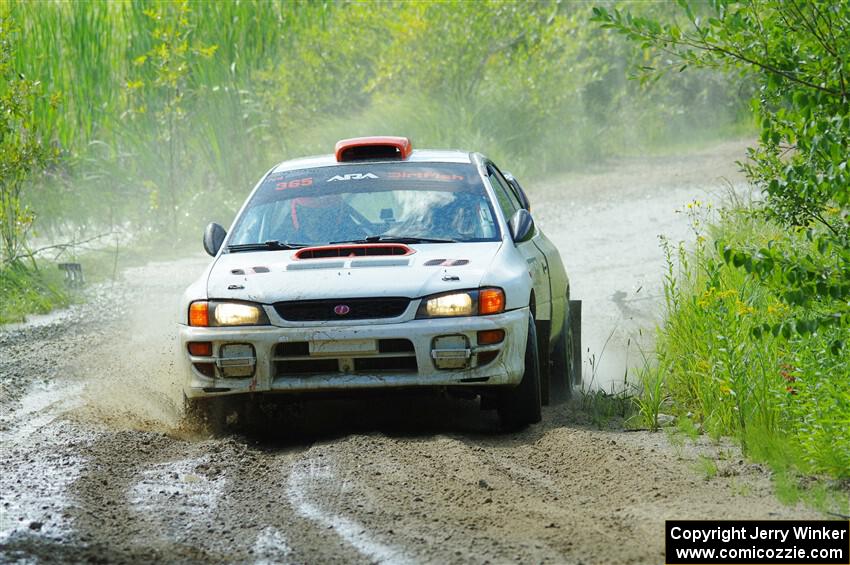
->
[478,288,505,315]
[189,301,209,327]
[335,136,412,161]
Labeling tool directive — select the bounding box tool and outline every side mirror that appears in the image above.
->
[508,209,535,243]
[503,171,531,210]
[203,222,227,257]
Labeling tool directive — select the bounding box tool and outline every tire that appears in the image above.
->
[497,314,542,430]
[183,393,243,433]
[551,298,582,401]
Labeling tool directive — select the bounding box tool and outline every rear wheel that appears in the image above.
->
[497,314,542,430]
[551,298,582,401]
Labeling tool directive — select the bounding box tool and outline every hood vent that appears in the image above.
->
[294,244,414,260]
[287,261,346,271]
[350,259,410,268]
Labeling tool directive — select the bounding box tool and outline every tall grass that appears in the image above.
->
[647,205,850,480]
[0,262,70,324]
[6,0,752,243]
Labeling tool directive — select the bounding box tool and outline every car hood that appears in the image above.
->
[206,242,502,303]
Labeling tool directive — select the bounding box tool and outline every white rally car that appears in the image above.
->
[179,136,580,429]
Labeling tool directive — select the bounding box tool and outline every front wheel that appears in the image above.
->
[497,314,542,430]
[182,393,244,433]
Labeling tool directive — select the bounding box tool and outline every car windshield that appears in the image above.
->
[227,162,500,248]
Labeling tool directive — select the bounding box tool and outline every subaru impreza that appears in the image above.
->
[178,136,580,428]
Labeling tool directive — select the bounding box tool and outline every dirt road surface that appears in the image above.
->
[0,141,820,564]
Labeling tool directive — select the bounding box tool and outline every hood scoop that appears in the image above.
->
[294,243,414,260]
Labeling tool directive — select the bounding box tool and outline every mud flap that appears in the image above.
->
[569,300,582,386]
[536,319,551,406]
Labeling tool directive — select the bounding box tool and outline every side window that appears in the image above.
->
[487,164,521,218]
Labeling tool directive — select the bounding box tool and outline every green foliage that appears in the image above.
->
[656,209,849,479]
[3,0,751,242]
[124,0,218,230]
[0,261,69,324]
[594,0,850,487]
[0,10,57,265]
[0,1,752,320]
[633,354,668,432]
[593,0,850,342]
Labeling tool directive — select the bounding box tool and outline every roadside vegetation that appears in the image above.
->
[594,0,849,491]
[0,0,751,322]
[0,13,68,323]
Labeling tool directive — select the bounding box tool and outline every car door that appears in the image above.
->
[486,162,551,322]
[503,172,569,336]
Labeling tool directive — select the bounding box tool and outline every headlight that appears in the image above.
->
[188,301,270,327]
[416,288,505,318]
[425,292,474,317]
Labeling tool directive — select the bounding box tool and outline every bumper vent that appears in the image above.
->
[274,297,410,321]
[273,339,417,377]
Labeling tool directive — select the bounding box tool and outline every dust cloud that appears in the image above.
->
[531,140,751,392]
[71,259,203,433]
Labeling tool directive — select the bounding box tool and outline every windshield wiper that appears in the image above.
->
[329,235,457,245]
[227,240,308,253]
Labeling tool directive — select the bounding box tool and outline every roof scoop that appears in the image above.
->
[335,136,412,162]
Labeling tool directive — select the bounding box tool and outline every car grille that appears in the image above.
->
[273,297,410,322]
[273,339,417,377]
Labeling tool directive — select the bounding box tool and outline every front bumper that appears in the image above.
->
[179,308,529,398]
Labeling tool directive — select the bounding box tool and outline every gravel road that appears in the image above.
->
[0,141,820,564]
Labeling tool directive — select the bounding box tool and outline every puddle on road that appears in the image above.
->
[0,259,207,550]
[1,380,84,445]
[0,414,88,546]
[1,307,76,334]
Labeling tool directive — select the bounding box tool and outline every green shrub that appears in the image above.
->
[0,262,70,324]
[656,206,849,478]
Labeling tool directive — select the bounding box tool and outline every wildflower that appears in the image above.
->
[767,302,788,316]
[735,300,755,316]
[697,287,716,308]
